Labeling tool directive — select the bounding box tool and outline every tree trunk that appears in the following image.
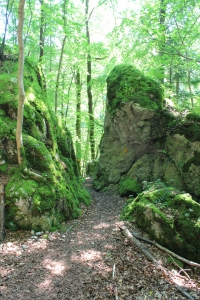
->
[75,67,82,173]
[187,68,194,108]
[158,0,167,83]
[16,0,26,165]
[55,34,67,114]
[39,0,45,62]
[85,0,95,161]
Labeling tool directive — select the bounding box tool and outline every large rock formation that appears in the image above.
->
[93,64,200,199]
[0,58,91,231]
[121,182,200,262]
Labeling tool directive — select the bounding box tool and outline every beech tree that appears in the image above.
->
[16,0,26,165]
[85,0,96,161]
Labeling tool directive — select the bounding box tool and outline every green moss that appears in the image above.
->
[0,59,91,231]
[118,176,142,196]
[24,135,54,171]
[183,151,200,172]
[106,64,164,116]
[121,185,200,262]
[0,74,18,105]
[176,124,200,142]
[186,112,200,122]
[92,166,110,191]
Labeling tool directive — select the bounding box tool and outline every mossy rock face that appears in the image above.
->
[106,64,164,116]
[0,58,91,231]
[121,183,200,262]
[118,176,142,196]
[92,165,110,191]
[185,112,200,123]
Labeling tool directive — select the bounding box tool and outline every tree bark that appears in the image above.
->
[75,67,82,173]
[39,0,45,62]
[85,0,95,161]
[16,0,26,165]
[55,34,67,114]
[158,0,167,83]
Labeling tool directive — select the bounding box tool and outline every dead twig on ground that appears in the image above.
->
[131,230,200,268]
[119,226,195,300]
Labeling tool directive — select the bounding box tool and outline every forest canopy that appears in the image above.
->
[0,0,200,169]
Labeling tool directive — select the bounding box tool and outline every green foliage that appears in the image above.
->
[186,112,200,122]
[118,176,142,196]
[106,64,164,116]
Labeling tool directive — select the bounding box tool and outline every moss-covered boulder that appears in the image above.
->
[0,58,91,231]
[93,64,200,198]
[121,182,200,262]
[118,176,142,196]
[106,64,164,116]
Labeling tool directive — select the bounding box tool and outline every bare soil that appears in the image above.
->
[0,178,200,300]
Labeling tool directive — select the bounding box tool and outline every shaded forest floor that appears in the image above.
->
[0,178,200,300]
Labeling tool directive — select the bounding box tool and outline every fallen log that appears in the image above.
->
[119,226,195,300]
[131,230,200,268]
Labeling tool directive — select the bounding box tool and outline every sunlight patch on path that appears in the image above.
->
[43,258,66,275]
[71,249,103,263]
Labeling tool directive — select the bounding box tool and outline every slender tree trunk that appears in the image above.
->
[75,67,82,173]
[158,0,167,83]
[55,0,69,114]
[64,68,75,121]
[55,34,67,114]
[39,0,45,62]
[16,0,26,165]
[0,0,14,60]
[24,0,33,46]
[187,68,194,108]
[85,0,95,161]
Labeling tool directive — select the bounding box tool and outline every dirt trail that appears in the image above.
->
[0,179,200,300]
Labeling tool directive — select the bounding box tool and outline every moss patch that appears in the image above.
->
[176,123,200,142]
[106,64,164,116]
[121,184,200,262]
[92,165,110,191]
[0,59,91,231]
[118,176,142,196]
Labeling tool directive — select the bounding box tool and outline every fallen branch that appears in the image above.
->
[175,285,195,300]
[131,230,200,269]
[120,226,161,266]
[119,226,195,300]
[169,255,191,280]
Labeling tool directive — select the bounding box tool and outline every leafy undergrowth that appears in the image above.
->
[0,179,200,300]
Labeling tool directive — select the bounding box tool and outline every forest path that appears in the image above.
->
[0,178,200,300]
